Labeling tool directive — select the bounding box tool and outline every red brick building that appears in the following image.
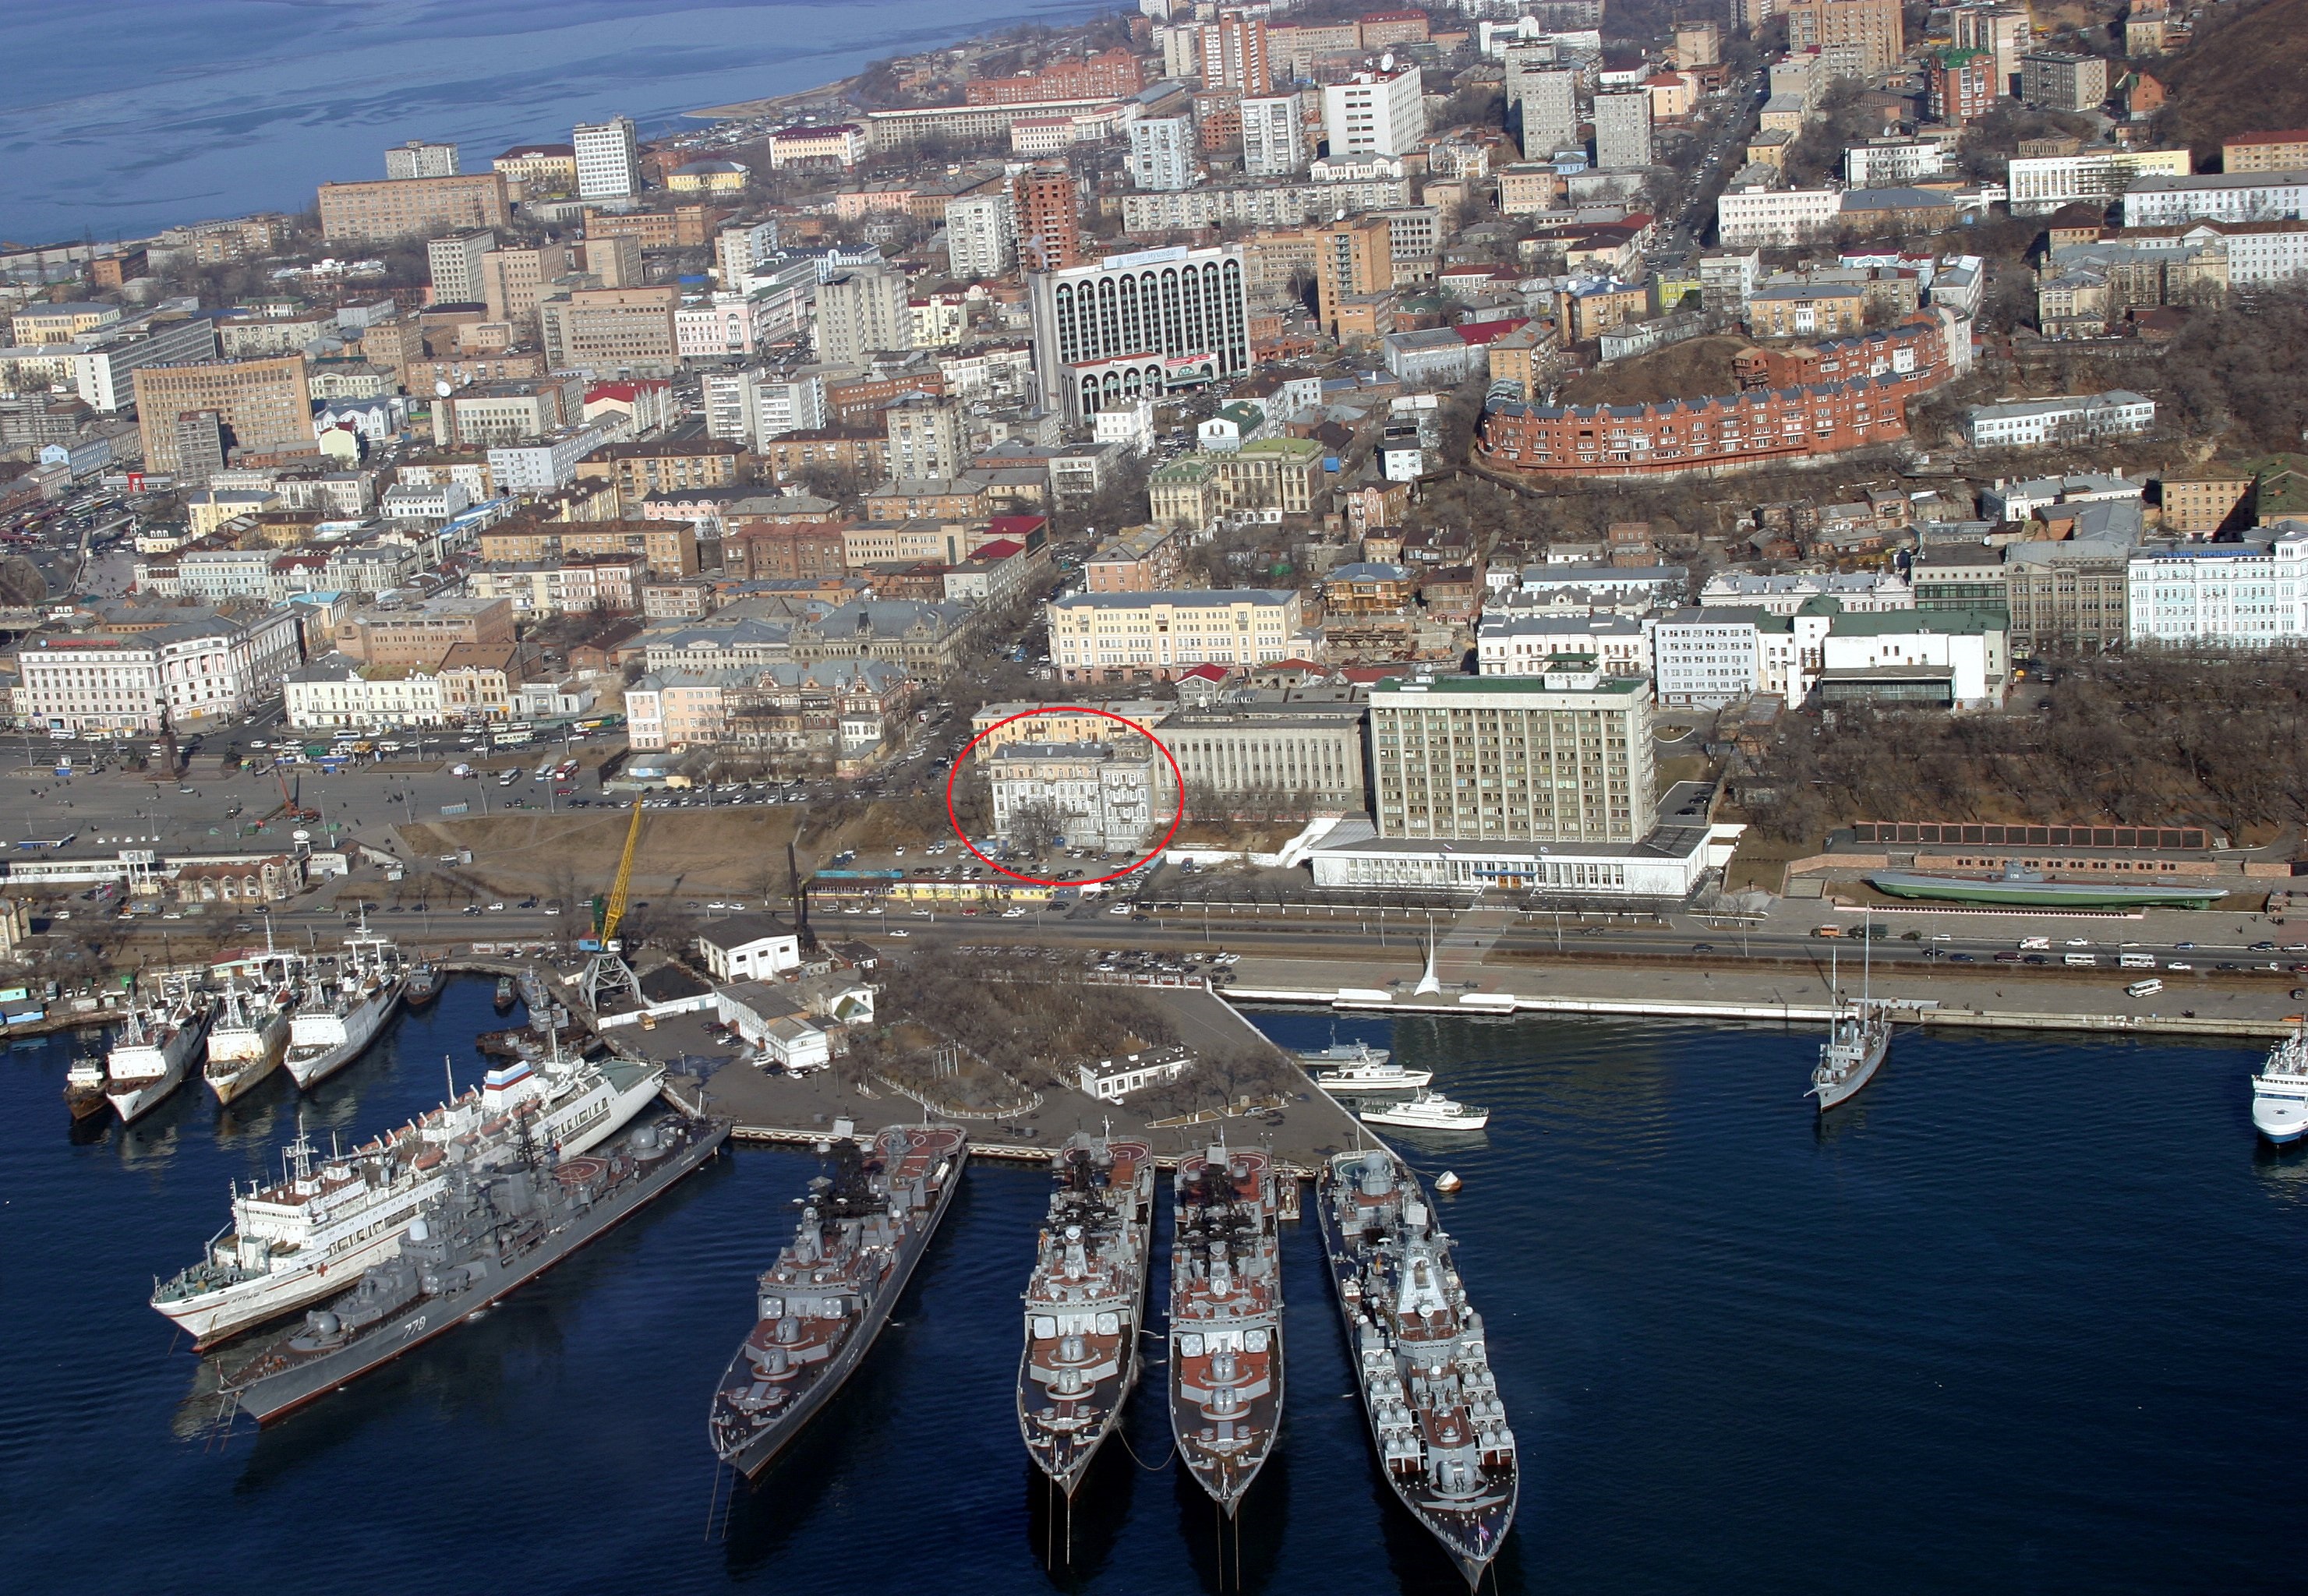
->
[1477,375,1921,478]
[966,48,1143,106]
[1010,164,1084,272]
[1732,316,1948,391]
[726,521,850,581]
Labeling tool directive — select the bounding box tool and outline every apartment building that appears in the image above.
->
[476,518,699,575]
[573,115,641,200]
[1240,96,1306,177]
[2020,51,2109,113]
[1480,374,1921,478]
[1084,524,1185,591]
[1324,66,1426,159]
[2225,130,2308,174]
[988,742,1166,853]
[1048,589,1305,683]
[538,285,681,375]
[1369,666,1656,845]
[944,191,1015,277]
[1129,116,1196,192]
[133,355,313,476]
[1011,164,1084,272]
[816,267,914,365]
[2122,171,2308,227]
[427,230,496,304]
[317,173,511,242]
[581,437,747,500]
[482,244,572,323]
[1963,390,2156,448]
[1715,185,1844,247]
[1198,8,1273,95]
[1592,92,1654,171]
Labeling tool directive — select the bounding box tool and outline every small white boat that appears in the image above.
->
[1360,1090,1490,1132]
[1313,1048,1434,1094]
[2251,1022,2308,1143]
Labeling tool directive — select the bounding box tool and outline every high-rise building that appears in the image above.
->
[944,192,1016,278]
[1511,63,1579,157]
[427,229,496,305]
[1129,116,1196,191]
[1240,95,1306,176]
[1593,91,1655,170]
[1324,65,1426,159]
[1310,215,1394,333]
[1954,5,2033,96]
[2020,50,2110,114]
[385,139,461,179]
[537,285,681,375]
[1028,244,1251,420]
[317,174,511,242]
[135,356,313,476]
[1675,19,1724,66]
[716,220,782,284]
[481,244,573,325]
[1931,47,1999,125]
[815,267,914,365]
[572,115,641,200]
[884,394,967,480]
[1734,0,1782,27]
[171,410,228,486]
[1010,164,1084,272]
[1369,669,1656,845]
[579,235,644,288]
[1198,7,1273,95]
[1784,0,1904,75]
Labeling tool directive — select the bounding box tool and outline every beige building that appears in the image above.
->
[2159,466,2256,536]
[1048,589,1306,683]
[134,356,313,476]
[538,285,681,374]
[2225,130,2308,173]
[337,596,517,669]
[1784,0,1903,74]
[482,244,572,324]
[317,173,511,242]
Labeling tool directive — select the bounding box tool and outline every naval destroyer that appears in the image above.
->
[1017,1133,1156,1495]
[1168,1142,1284,1516]
[1317,1147,1518,1586]
[152,1036,665,1347]
[709,1123,968,1478]
[212,1113,726,1424]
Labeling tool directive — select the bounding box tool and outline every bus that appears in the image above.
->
[2126,979,2164,998]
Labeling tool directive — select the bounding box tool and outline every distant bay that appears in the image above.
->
[0,0,1106,245]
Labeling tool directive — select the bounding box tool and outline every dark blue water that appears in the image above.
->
[2,990,2302,1594]
[0,0,1106,243]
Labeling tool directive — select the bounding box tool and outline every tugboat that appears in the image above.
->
[64,1049,111,1121]
[1810,934,1892,1114]
[213,1114,727,1424]
[1168,1142,1284,1516]
[493,976,517,1013]
[404,961,442,1008]
[105,985,211,1123]
[709,1123,969,1478]
[1316,1147,1518,1586]
[1018,1133,1155,1495]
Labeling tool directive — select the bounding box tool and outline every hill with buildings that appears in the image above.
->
[2156,0,2308,165]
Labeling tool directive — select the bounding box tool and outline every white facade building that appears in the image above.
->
[2006,149,2193,215]
[571,115,641,200]
[2122,171,2308,228]
[1240,95,1306,176]
[2126,529,2308,646]
[1028,244,1251,419]
[1697,571,1915,615]
[1048,588,1304,682]
[944,192,1016,278]
[1129,116,1196,192]
[1476,613,1651,677]
[1845,139,1951,187]
[21,609,302,733]
[1715,185,1845,248]
[1963,390,2156,449]
[988,741,1165,853]
[1324,65,1427,159]
[1648,608,1766,707]
[488,427,610,493]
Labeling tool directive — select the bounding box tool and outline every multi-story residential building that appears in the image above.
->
[1511,64,1578,159]
[434,380,581,447]
[1048,589,1306,683]
[767,124,868,170]
[1954,5,2032,94]
[2122,171,2308,228]
[1369,666,1656,845]
[2224,130,2308,174]
[1715,185,1844,248]
[11,302,122,345]
[19,609,303,733]
[133,355,313,476]
[1785,0,1903,74]
[2158,465,2257,537]
[716,220,783,284]
[1084,524,1184,592]
[493,142,578,192]
[1478,613,1652,677]
[1009,164,1084,272]
[2020,51,2109,113]
[426,229,496,305]
[479,244,571,324]
[1198,8,1273,95]
[1119,175,1411,233]
[476,517,698,576]
[1963,390,2156,449]
[1929,46,1999,125]
[572,115,641,200]
[815,267,914,365]
[967,46,1142,105]
[582,437,746,500]
[317,173,510,242]
[1028,244,1251,419]
[488,427,612,493]
[880,394,966,482]
[466,554,645,617]
[385,139,460,179]
[537,285,681,375]
[1324,65,1426,159]
[1844,139,1951,187]
[1592,92,1653,171]
[1129,116,1196,192]
[943,192,1015,278]
[2007,147,2192,215]
[2127,528,2308,645]
[1240,96,1306,176]
[1480,373,1923,479]
[988,742,1166,853]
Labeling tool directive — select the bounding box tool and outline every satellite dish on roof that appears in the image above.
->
[434,380,454,398]
[1380,52,1395,72]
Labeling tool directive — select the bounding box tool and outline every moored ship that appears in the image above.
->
[151,1036,665,1347]
[204,973,295,1105]
[1810,940,1891,1114]
[64,1049,111,1121]
[2250,1021,2308,1143]
[212,1114,726,1424]
[1361,1089,1489,1131]
[404,962,441,1007]
[1316,1148,1518,1586]
[283,926,405,1089]
[1017,1133,1155,1495]
[105,988,211,1124]
[709,1123,968,1478]
[1169,1142,1284,1516]
[1312,1045,1434,1095]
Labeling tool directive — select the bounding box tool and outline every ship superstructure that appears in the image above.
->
[1316,1148,1517,1585]
[282,921,405,1088]
[105,983,211,1123]
[152,1035,664,1347]
[1168,1142,1284,1516]
[1810,935,1892,1113]
[710,1124,969,1478]
[204,965,296,1106]
[1018,1133,1155,1495]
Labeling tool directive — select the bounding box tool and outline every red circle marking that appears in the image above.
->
[943,706,1186,888]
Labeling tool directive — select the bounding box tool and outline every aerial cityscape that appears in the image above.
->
[3,0,2306,1589]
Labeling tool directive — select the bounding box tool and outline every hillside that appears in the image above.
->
[1560,335,1753,406]
[2156,0,2308,168]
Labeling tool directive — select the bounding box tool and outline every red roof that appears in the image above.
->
[967,538,1025,561]
[1175,662,1232,683]
[1454,317,1532,346]
[988,514,1047,539]
[586,380,669,402]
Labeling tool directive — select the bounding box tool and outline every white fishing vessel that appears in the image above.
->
[153,1030,665,1347]
[282,923,405,1089]
[2250,1022,2308,1143]
[1360,1089,1490,1132]
[204,971,295,1105]
[1313,1047,1434,1094]
[104,987,211,1123]
[1809,927,1892,1114]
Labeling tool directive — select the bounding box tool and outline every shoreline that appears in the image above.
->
[684,74,861,122]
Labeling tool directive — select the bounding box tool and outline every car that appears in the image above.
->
[2250,941,2277,952]
[1691,942,1715,953]
[2065,937,2091,948]
[2175,941,2197,950]
[888,927,910,937]
[1001,907,1027,919]
[486,902,505,913]
[2023,954,2048,965]
[1994,951,2024,963]
[2168,961,2194,971]
[1108,904,1133,916]
[1949,952,1977,963]
[462,905,482,915]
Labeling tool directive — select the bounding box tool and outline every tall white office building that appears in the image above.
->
[1129,115,1196,192]
[1323,65,1426,159]
[1240,95,1306,176]
[1028,244,1251,419]
[386,140,461,179]
[572,115,642,200]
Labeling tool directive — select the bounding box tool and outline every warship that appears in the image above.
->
[211,1114,726,1425]
[1017,1133,1156,1495]
[152,1035,665,1347]
[203,971,295,1106]
[1810,938,1891,1113]
[709,1123,969,1478]
[1168,1142,1284,1516]
[1315,1148,1518,1586]
[105,987,212,1123]
[283,923,405,1088]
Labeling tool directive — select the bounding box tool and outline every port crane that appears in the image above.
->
[578,797,645,1012]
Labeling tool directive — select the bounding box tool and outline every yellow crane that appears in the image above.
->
[594,797,646,948]
[580,799,648,1011]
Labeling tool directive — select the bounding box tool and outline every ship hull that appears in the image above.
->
[1169,1347,1281,1517]
[223,1119,727,1423]
[713,1137,970,1479]
[1868,870,2225,909]
[2252,1091,2307,1143]
[1813,1028,1890,1114]
[1317,1070,1434,1093]
[1168,1149,1285,1517]
[154,1059,666,1347]
[108,1013,210,1123]
[283,982,403,1088]
[205,1016,290,1105]
[1017,1143,1155,1496]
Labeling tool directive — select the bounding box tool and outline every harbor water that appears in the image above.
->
[2,984,2302,1593]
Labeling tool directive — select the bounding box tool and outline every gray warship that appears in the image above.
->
[709,1122,968,1478]
[211,1114,726,1425]
[1017,1133,1156,1495]
[1169,1142,1284,1515]
[1315,1147,1518,1587]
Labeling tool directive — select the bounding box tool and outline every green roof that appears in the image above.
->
[1829,605,2009,637]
